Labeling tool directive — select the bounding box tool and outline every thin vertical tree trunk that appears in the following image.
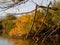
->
[25,5,38,39]
[33,1,52,39]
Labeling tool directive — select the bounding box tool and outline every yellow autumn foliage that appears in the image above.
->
[9,10,53,37]
[9,38,37,45]
[9,14,34,37]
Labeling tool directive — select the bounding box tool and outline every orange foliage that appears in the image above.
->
[9,10,51,37]
[9,14,34,36]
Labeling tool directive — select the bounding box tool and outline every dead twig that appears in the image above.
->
[32,0,59,11]
[42,26,60,43]
[25,5,38,39]
[33,1,52,39]
[36,25,56,43]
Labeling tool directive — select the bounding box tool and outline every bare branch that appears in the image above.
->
[41,26,60,43]
[0,0,28,11]
[7,9,35,15]
[48,26,60,37]
[25,5,38,39]
[33,1,52,39]
[32,0,59,11]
